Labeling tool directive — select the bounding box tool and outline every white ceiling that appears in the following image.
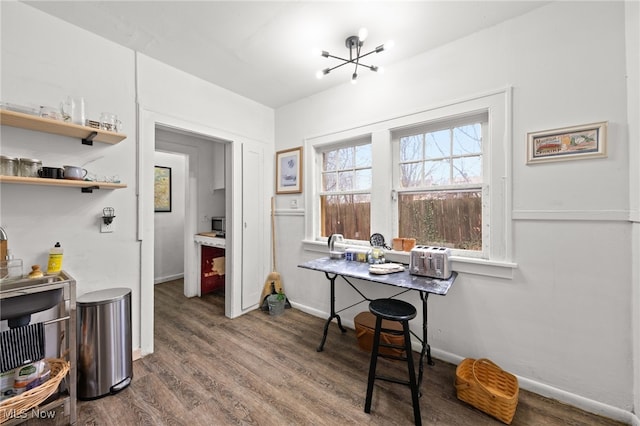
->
[25,1,548,108]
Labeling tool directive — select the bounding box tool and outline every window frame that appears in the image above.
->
[317,138,373,239]
[391,111,488,258]
[303,89,515,276]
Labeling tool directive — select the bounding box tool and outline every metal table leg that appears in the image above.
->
[417,291,434,393]
[317,272,347,352]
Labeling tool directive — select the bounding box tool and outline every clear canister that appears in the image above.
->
[19,158,42,177]
[0,155,18,176]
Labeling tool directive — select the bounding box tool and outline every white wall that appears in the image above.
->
[1,3,140,347]
[625,0,640,421]
[1,2,274,357]
[275,1,636,420]
[153,151,186,284]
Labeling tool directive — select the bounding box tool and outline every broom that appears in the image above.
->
[260,197,291,310]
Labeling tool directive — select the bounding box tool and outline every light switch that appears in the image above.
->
[290,199,298,209]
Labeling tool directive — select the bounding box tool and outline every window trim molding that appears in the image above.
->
[304,87,513,266]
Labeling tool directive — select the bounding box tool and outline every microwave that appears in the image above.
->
[211,217,226,237]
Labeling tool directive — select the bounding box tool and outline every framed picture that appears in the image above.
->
[526,121,607,164]
[276,146,303,194]
[154,166,172,212]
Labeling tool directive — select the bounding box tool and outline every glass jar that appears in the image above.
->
[19,158,42,177]
[0,155,18,176]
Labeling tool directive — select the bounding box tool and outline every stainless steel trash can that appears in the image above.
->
[77,287,132,400]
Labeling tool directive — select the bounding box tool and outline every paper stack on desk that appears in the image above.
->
[368,263,405,275]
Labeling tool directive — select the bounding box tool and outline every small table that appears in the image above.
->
[298,257,457,388]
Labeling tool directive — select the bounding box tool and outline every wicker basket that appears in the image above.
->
[354,311,405,357]
[0,358,70,424]
[455,358,519,424]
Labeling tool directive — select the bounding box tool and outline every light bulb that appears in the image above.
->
[311,47,321,57]
[358,27,368,42]
[377,66,385,75]
[385,40,395,50]
[316,68,330,79]
[351,73,358,84]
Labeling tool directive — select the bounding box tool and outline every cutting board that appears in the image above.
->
[197,232,219,238]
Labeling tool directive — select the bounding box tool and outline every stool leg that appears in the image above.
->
[364,316,382,413]
[403,321,422,426]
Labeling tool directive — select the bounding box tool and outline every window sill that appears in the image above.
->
[301,239,517,280]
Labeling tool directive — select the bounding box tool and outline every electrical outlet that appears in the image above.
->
[100,221,114,233]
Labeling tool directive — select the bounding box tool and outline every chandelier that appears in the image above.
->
[315,28,394,84]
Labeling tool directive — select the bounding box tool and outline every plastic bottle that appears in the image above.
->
[46,242,63,274]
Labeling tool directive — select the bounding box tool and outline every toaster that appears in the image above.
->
[409,246,452,279]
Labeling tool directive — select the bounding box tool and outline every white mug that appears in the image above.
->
[62,165,88,180]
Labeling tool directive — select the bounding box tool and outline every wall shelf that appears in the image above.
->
[0,109,126,145]
[0,176,126,193]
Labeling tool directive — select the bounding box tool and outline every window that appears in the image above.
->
[394,114,486,252]
[305,90,511,268]
[319,141,372,240]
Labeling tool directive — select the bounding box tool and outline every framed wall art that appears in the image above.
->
[276,146,303,194]
[526,121,607,164]
[154,166,172,212]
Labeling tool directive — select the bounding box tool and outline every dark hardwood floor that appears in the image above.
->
[43,279,627,425]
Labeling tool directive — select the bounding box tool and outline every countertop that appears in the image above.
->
[194,233,226,248]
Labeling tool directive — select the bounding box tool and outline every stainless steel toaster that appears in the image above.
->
[409,246,452,279]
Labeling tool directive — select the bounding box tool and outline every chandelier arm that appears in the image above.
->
[325,61,353,73]
[354,49,379,61]
[326,59,376,73]
[353,42,362,75]
[326,53,352,62]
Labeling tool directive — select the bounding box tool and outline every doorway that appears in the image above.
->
[139,108,268,356]
[154,126,227,298]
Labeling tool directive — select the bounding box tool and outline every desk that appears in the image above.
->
[298,257,456,388]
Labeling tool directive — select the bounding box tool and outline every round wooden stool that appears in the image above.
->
[364,298,421,425]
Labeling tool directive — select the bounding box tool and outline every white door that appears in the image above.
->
[241,142,264,310]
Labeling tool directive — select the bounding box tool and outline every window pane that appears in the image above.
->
[320,194,371,240]
[398,190,482,250]
[323,151,337,171]
[453,124,482,156]
[424,159,450,185]
[355,169,372,190]
[337,170,354,191]
[400,135,423,162]
[400,162,422,188]
[337,147,354,169]
[322,172,336,191]
[355,144,372,168]
[452,156,482,184]
[425,129,450,159]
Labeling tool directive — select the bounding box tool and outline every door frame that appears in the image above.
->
[139,107,242,356]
